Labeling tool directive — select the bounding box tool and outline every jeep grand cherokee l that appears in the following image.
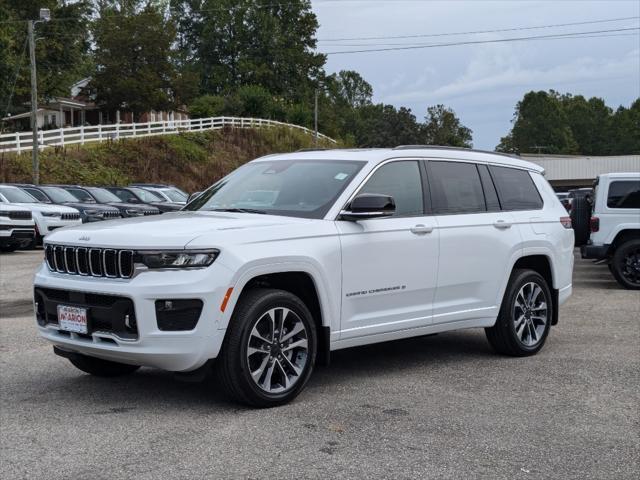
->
[34,147,574,407]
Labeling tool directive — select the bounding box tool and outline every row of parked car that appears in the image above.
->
[0,183,188,252]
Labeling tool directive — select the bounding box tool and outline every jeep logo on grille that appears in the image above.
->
[78,235,91,241]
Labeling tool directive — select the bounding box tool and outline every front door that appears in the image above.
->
[337,160,439,340]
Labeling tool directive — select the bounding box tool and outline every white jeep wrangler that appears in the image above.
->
[580,172,640,289]
[34,147,574,406]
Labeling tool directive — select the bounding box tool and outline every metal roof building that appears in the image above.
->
[522,154,640,189]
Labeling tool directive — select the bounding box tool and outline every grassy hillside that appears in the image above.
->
[0,127,338,192]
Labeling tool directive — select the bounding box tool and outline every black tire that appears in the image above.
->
[0,245,17,253]
[68,354,140,377]
[215,288,317,407]
[485,269,553,356]
[570,196,591,247]
[610,239,640,290]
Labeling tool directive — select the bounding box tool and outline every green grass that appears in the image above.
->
[0,127,338,191]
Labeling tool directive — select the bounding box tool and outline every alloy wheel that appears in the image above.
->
[621,248,640,287]
[246,307,309,394]
[513,282,548,347]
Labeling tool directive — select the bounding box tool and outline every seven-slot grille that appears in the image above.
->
[103,210,121,219]
[61,212,81,220]
[1,210,32,220]
[143,210,159,216]
[45,244,134,279]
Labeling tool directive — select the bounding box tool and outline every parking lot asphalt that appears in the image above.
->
[0,250,638,480]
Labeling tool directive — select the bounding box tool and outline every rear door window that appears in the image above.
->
[489,166,543,211]
[428,161,486,214]
[607,181,640,209]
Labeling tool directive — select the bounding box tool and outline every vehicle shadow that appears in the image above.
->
[42,329,494,412]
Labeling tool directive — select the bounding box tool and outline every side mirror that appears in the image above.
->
[188,191,202,203]
[340,193,395,221]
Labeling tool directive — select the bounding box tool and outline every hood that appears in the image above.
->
[8,202,80,214]
[61,202,120,212]
[44,211,311,249]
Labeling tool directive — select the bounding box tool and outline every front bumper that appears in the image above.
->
[0,228,35,247]
[33,261,235,371]
[581,243,610,260]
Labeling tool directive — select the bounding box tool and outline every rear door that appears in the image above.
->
[427,160,522,324]
[337,160,439,339]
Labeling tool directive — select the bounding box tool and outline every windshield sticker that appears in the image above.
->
[335,173,349,180]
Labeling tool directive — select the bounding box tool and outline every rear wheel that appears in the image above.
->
[215,288,317,407]
[485,269,552,356]
[610,239,640,290]
[68,354,140,377]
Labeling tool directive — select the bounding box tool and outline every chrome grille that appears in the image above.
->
[103,210,121,219]
[44,244,134,279]
[61,212,81,221]
[143,210,159,216]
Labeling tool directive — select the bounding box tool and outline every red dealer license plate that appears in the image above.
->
[57,305,88,334]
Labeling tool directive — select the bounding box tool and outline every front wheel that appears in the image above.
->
[215,288,317,407]
[610,239,640,290]
[485,269,552,356]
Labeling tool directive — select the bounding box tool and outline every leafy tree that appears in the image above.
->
[171,0,324,99]
[355,104,423,147]
[92,1,178,119]
[1,1,92,118]
[558,93,612,155]
[497,91,578,154]
[422,104,472,147]
[326,70,373,109]
[188,94,225,118]
[608,99,640,154]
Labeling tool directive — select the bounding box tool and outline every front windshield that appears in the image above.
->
[131,187,164,203]
[0,186,38,203]
[41,186,81,203]
[185,160,365,219]
[162,188,187,202]
[89,187,122,203]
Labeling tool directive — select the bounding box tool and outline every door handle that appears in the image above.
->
[410,224,433,235]
[493,220,512,229]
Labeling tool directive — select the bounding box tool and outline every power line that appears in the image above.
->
[317,15,640,42]
[322,27,640,55]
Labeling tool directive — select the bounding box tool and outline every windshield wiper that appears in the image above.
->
[210,208,267,214]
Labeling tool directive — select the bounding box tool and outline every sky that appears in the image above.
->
[312,0,640,149]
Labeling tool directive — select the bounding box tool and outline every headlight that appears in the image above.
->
[136,250,219,269]
[125,209,143,216]
[41,211,62,217]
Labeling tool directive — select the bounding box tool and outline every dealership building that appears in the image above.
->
[522,154,640,190]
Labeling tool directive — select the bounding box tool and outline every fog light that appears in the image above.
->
[155,299,203,331]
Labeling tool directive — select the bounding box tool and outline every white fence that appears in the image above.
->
[0,116,336,153]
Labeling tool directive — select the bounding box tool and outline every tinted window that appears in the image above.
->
[65,188,95,203]
[359,161,424,217]
[40,187,81,203]
[429,161,485,214]
[490,166,543,210]
[478,164,501,211]
[22,188,49,202]
[0,186,39,203]
[109,188,137,203]
[607,181,640,209]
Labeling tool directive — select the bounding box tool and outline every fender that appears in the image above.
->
[216,257,340,338]
[606,224,640,245]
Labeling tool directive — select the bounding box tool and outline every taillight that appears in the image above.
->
[560,216,572,229]
[590,216,600,232]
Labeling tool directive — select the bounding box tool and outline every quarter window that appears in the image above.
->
[358,161,424,217]
[429,161,486,214]
[489,166,543,211]
[607,181,640,209]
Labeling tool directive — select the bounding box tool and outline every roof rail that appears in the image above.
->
[393,145,520,159]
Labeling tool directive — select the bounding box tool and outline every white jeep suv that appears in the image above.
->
[580,172,640,289]
[0,204,35,251]
[34,147,574,406]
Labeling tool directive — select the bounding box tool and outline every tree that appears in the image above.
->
[171,0,324,100]
[497,91,578,154]
[355,104,423,147]
[558,93,612,155]
[1,1,92,119]
[608,99,640,154]
[422,104,472,147]
[92,1,178,119]
[326,70,373,109]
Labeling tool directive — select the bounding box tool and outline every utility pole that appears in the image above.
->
[28,20,38,184]
[314,89,319,147]
[28,8,50,185]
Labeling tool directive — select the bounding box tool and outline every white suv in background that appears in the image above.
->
[0,185,82,243]
[581,173,640,289]
[34,147,574,407]
[0,204,35,251]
